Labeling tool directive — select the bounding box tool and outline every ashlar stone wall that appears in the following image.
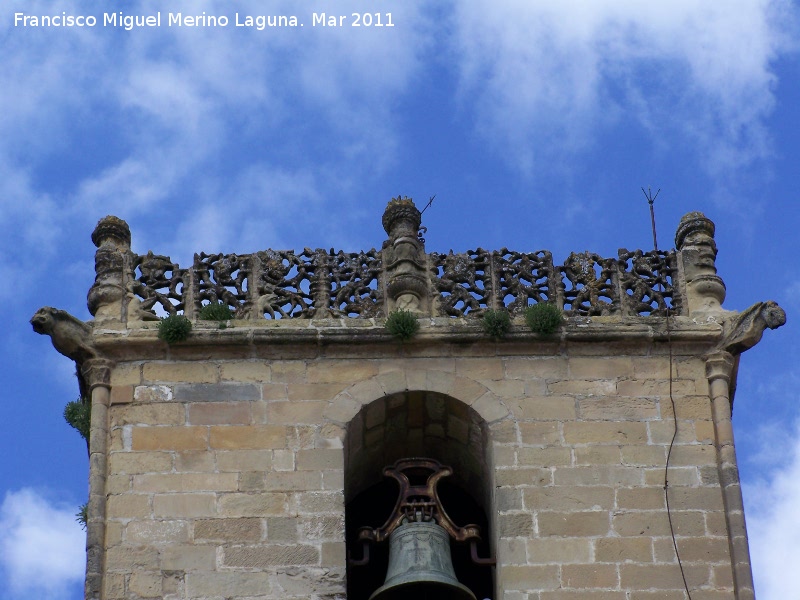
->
[98,329,732,600]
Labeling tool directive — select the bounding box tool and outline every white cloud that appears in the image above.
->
[0,488,85,600]
[743,421,800,599]
[449,0,797,181]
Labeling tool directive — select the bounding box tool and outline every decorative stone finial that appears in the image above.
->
[381,197,430,314]
[91,215,131,249]
[674,211,715,250]
[88,215,132,325]
[675,212,726,318]
[382,196,421,239]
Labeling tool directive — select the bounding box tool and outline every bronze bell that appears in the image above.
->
[349,459,494,599]
[369,519,476,600]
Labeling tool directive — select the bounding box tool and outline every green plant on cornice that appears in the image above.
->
[482,309,512,339]
[64,398,91,448]
[524,303,563,336]
[198,301,234,322]
[76,502,88,530]
[158,314,192,343]
[385,309,420,341]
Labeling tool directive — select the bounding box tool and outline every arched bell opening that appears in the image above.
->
[344,391,495,600]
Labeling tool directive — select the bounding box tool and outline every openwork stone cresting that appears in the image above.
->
[87,198,695,322]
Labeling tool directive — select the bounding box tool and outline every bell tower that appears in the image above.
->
[32,199,784,600]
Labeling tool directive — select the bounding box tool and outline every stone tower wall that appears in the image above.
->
[31,201,785,600]
[101,337,731,600]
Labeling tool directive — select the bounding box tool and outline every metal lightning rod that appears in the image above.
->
[642,187,661,252]
[420,195,436,215]
[417,195,436,244]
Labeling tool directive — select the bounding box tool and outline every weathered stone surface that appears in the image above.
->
[40,209,773,600]
[194,517,263,542]
[510,395,577,420]
[144,363,217,384]
[125,520,190,544]
[108,451,172,474]
[128,573,161,598]
[131,426,207,451]
[563,422,648,445]
[218,493,288,517]
[153,493,216,517]
[501,565,560,591]
[110,385,134,405]
[220,360,272,382]
[216,449,273,472]
[188,401,251,425]
[209,425,287,449]
[105,546,159,571]
[185,572,272,598]
[223,544,320,567]
[524,486,615,512]
[175,382,260,401]
[268,401,327,424]
[527,538,593,564]
[133,472,238,493]
[594,537,653,562]
[561,563,619,588]
[111,363,142,386]
[270,566,345,596]
[134,385,173,403]
[307,360,379,383]
[160,544,216,571]
[538,511,610,537]
[113,403,184,426]
[498,512,534,537]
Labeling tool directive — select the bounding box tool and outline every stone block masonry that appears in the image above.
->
[31,199,785,600]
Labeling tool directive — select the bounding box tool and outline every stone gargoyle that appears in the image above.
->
[31,307,97,363]
[716,300,787,356]
[31,307,97,397]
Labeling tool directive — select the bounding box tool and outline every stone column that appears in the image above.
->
[705,352,755,600]
[381,197,430,314]
[87,216,132,328]
[81,358,114,600]
[675,212,726,319]
[311,249,332,318]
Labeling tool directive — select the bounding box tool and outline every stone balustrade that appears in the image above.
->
[89,198,734,327]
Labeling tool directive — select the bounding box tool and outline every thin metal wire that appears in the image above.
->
[664,305,692,598]
[642,187,692,599]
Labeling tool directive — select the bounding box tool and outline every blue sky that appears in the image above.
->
[1,1,798,598]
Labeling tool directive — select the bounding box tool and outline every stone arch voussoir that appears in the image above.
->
[323,370,510,426]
